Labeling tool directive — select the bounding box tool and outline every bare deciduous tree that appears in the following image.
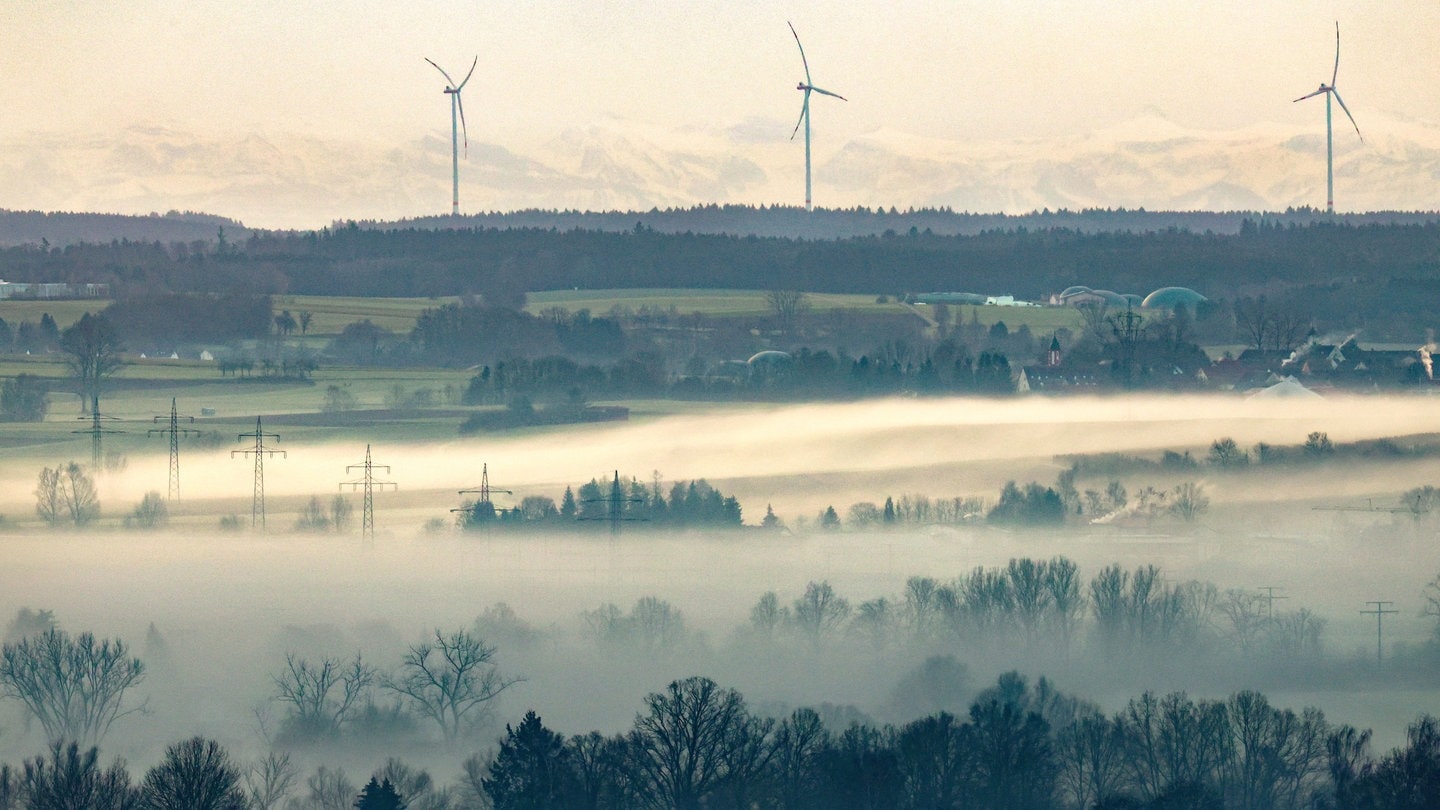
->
[243,752,296,810]
[35,463,99,527]
[139,737,247,810]
[1169,482,1209,523]
[0,629,145,745]
[34,466,63,525]
[620,676,755,810]
[20,740,136,810]
[59,313,124,416]
[299,766,353,810]
[765,290,809,335]
[384,629,519,744]
[329,495,353,533]
[791,581,850,644]
[271,654,373,742]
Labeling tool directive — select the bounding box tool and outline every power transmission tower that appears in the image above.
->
[232,417,285,529]
[451,463,512,528]
[73,405,123,467]
[1360,600,1398,666]
[581,470,647,537]
[1258,586,1289,621]
[340,444,396,545]
[148,398,199,502]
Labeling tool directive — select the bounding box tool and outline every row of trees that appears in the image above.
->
[725,565,1322,666]
[456,474,743,530]
[472,672,1440,810]
[268,629,516,748]
[2,675,1434,809]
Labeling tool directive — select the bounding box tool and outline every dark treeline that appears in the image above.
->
[0,209,250,248]
[467,674,1440,810]
[1,678,1436,809]
[456,473,743,530]
[2,220,1440,331]
[7,204,1440,248]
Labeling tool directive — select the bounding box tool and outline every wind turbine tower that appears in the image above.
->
[426,56,478,216]
[1293,22,1362,214]
[788,22,847,213]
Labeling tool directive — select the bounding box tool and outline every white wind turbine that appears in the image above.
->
[1293,22,1362,214]
[426,56,478,217]
[788,22,847,212]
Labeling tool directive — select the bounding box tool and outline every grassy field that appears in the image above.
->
[0,289,1089,470]
[270,294,463,336]
[0,299,104,330]
[0,290,1085,338]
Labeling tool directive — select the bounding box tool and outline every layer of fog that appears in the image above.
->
[14,392,1440,516]
[2,393,1439,778]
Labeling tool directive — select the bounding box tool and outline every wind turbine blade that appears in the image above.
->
[1331,89,1363,141]
[1293,87,1328,103]
[425,57,457,88]
[790,94,809,140]
[456,92,470,155]
[811,86,847,101]
[457,56,478,91]
[787,21,812,85]
[1332,21,1340,87]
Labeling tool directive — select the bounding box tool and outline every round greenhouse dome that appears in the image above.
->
[1089,290,1130,306]
[1142,287,1207,311]
[747,350,793,365]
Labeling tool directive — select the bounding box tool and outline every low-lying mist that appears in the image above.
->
[3,393,1440,784]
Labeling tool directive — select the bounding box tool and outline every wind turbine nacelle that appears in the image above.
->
[796,82,808,91]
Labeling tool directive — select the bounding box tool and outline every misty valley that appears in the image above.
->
[1,394,1439,808]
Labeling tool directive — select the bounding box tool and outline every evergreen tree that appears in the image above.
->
[353,777,405,810]
[761,504,783,529]
[483,711,578,810]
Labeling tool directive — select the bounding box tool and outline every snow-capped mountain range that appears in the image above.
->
[2,111,1437,230]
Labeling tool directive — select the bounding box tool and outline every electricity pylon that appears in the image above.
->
[1360,600,1398,666]
[1258,586,1289,621]
[232,417,285,529]
[452,463,511,527]
[581,470,647,536]
[148,398,199,501]
[340,444,396,545]
[73,402,123,466]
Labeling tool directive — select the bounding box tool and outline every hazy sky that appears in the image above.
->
[1,1,1438,223]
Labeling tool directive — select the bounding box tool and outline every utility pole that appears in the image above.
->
[452,463,511,528]
[73,403,123,467]
[340,444,395,545]
[233,417,285,529]
[1258,586,1289,621]
[581,471,646,537]
[148,398,199,502]
[1360,600,1398,666]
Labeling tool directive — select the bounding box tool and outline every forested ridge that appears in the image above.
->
[2,219,1439,309]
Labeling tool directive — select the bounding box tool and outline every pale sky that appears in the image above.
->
[1,1,1437,225]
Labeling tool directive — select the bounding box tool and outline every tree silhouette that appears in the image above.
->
[0,628,145,745]
[483,711,578,809]
[384,629,518,744]
[59,313,123,415]
[353,777,405,810]
[19,740,136,810]
[139,737,246,810]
